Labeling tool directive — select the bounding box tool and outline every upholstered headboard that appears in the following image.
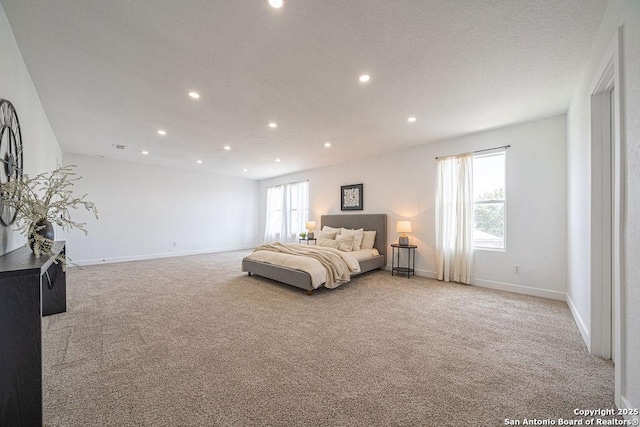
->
[320,214,387,264]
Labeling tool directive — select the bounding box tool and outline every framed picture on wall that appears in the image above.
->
[341,184,363,211]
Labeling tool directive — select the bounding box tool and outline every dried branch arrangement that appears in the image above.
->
[0,165,98,263]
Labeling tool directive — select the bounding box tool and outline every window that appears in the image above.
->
[264,180,308,243]
[265,185,283,242]
[286,183,302,236]
[473,151,506,249]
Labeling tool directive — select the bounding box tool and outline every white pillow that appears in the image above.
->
[317,238,340,249]
[361,230,377,250]
[317,230,338,240]
[322,225,341,235]
[340,228,364,251]
[335,234,354,252]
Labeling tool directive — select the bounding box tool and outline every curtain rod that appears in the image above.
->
[435,145,510,160]
[267,179,309,188]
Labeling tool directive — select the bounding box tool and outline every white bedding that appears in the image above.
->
[244,243,361,289]
[350,248,381,261]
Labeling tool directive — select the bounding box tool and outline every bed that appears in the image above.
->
[242,214,387,294]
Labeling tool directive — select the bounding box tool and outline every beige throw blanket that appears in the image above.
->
[250,243,360,288]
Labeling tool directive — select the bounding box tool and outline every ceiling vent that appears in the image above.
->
[112,144,126,150]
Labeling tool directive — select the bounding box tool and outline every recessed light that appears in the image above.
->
[275,158,281,162]
[243,168,249,172]
[324,142,331,148]
[141,150,149,155]
[269,122,278,129]
[268,0,283,8]
[157,130,166,136]
[223,146,231,151]
[359,74,370,83]
[188,91,200,99]
[408,117,417,123]
[197,160,203,164]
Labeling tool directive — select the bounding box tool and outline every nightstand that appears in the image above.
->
[298,238,317,245]
[391,244,417,278]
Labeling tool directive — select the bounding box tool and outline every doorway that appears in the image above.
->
[589,27,624,408]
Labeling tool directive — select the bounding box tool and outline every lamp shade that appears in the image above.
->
[305,221,316,231]
[396,221,412,233]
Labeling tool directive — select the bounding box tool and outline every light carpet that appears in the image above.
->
[42,250,616,426]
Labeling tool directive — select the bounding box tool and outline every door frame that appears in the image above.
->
[589,26,625,408]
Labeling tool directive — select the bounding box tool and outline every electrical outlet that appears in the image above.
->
[513,264,520,274]
[172,242,177,247]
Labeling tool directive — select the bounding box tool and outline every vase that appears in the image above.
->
[29,219,55,253]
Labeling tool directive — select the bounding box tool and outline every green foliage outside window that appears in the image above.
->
[474,188,505,240]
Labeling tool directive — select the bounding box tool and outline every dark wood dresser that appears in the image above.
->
[0,241,66,426]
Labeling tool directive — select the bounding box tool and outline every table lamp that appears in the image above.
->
[396,221,412,246]
[305,221,316,239]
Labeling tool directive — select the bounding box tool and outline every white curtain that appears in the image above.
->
[264,185,284,243]
[264,181,308,243]
[284,181,308,243]
[436,153,474,284]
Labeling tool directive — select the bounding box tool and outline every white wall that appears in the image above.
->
[259,115,567,300]
[566,0,640,415]
[63,153,259,264]
[0,4,62,255]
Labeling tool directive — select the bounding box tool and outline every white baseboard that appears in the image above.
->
[74,244,259,266]
[415,269,437,279]
[471,278,566,301]
[383,265,436,279]
[566,293,590,350]
[620,395,639,423]
[384,265,566,301]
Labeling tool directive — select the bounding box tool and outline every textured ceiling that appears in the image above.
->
[1,0,607,180]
